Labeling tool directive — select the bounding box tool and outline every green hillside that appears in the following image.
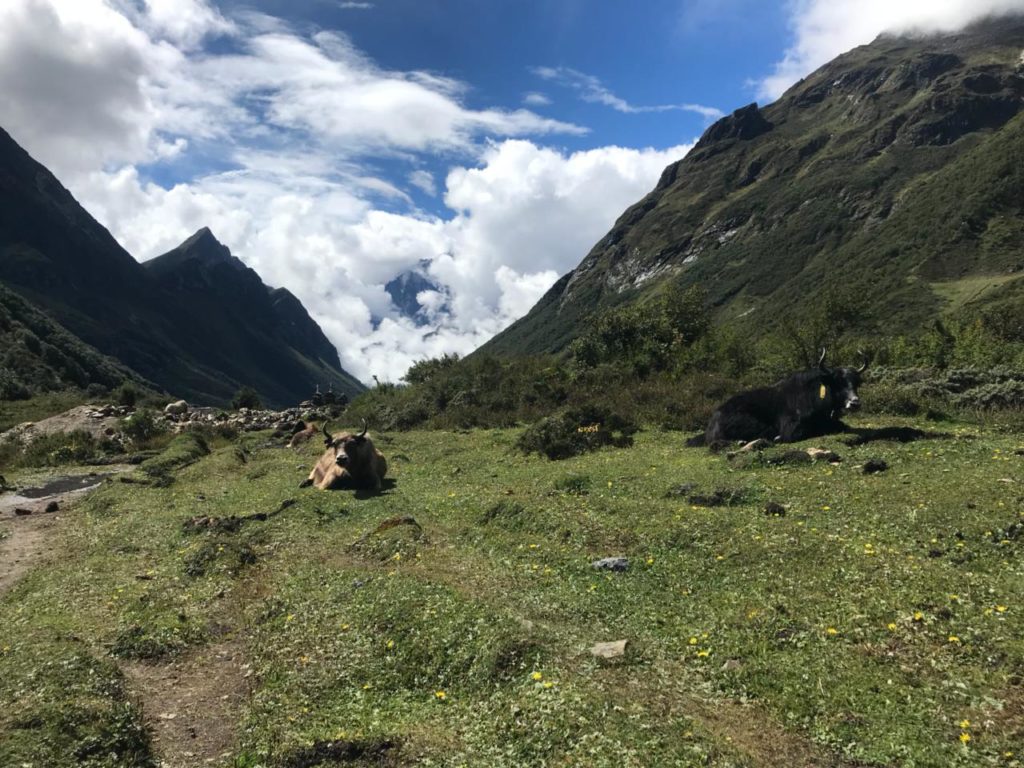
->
[482,17,1024,357]
[0,283,142,400]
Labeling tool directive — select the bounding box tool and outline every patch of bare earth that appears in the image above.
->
[688,696,870,768]
[0,512,55,595]
[123,639,250,768]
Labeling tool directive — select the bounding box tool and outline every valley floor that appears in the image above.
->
[1,418,1022,767]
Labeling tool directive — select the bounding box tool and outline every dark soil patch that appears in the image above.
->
[843,426,951,446]
[17,473,110,498]
[280,737,401,767]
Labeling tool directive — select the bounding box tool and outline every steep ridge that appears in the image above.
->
[0,127,364,406]
[482,17,1024,356]
[143,229,364,405]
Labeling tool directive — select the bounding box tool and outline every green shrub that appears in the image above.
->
[231,386,263,410]
[516,405,637,460]
[116,383,138,407]
[123,409,165,442]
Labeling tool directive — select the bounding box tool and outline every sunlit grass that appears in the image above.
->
[1,416,1022,766]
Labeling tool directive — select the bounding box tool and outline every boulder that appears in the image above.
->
[591,557,630,572]
[164,400,189,416]
[590,639,629,659]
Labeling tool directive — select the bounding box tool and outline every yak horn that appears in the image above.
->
[358,419,368,438]
[856,350,869,374]
[322,422,332,441]
[817,347,828,372]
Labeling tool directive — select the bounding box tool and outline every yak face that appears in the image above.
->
[321,422,371,469]
[818,350,868,413]
[334,433,369,468]
[826,367,863,413]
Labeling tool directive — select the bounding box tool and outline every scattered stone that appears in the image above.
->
[44,501,59,513]
[863,459,889,474]
[764,502,787,517]
[806,447,842,463]
[590,639,629,659]
[721,658,743,672]
[591,557,630,572]
[14,508,32,516]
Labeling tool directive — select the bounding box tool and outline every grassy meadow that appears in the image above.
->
[1,416,1023,767]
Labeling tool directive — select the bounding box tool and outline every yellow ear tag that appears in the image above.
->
[819,384,827,400]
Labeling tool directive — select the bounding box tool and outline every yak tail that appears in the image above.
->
[684,433,707,448]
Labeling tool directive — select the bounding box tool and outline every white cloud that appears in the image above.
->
[72,139,692,382]
[0,0,694,385]
[534,66,724,119]
[338,2,374,8]
[408,169,437,196]
[758,0,1024,101]
[523,91,552,106]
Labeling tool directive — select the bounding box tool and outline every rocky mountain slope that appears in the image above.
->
[482,17,1024,356]
[0,127,364,407]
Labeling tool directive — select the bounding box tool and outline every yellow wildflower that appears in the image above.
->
[960,732,971,744]
[887,622,897,631]
[912,611,924,622]
[948,635,961,644]
[959,719,970,729]
[434,690,446,700]
[826,627,838,636]
[531,671,543,681]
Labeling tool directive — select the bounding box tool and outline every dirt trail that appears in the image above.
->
[123,639,250,768]
[0,472,115,596]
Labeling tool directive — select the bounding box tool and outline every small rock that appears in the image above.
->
[14,507,32,516]
[44,501,59,513]
[863,459,888,474]
[807,447,842,463]
[721,658,743,672]
[590,639,629,659]
[764,502,786,517]
[738,438,771,453]
[591,557,630,572]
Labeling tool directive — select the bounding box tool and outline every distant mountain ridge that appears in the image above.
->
[481,17,1024,356]
[0,126,364,407]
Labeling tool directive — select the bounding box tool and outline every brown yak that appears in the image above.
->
[300,422,387,491]
[287,421,318,448]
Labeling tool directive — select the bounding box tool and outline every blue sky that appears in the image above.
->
[0,0,1019,381]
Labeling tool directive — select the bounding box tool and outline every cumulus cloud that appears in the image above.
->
[758,0,1024,100]
[71,139,691,382]
[523,91,552,106]
[534,66,724,119]
[0,0,694,384]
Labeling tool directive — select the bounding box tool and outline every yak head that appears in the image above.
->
[818,349,868,412]
[322,421,372,468]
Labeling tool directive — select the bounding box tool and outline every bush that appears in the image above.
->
[116,382,138,407]
[123,409,165,443]
[232,386,263,411]
[516,405,638,460]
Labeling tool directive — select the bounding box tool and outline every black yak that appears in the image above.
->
[704,349,867,444]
